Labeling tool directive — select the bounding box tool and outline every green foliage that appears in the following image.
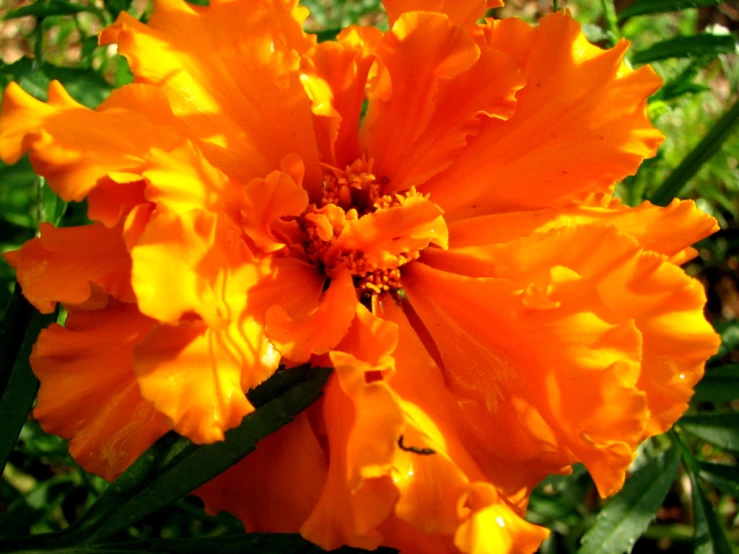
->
[618,0,723,21]
[675,433,735,554]
[577,447,681,554]
[3,0,95,20]
[679,413,739,453]
[698,462,739,498]
[0,304,58,474]
[631,34,737,65]
[692,364,739,404]
[649,97,739,206]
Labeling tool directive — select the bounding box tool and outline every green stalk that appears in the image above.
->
[600,0,620,46]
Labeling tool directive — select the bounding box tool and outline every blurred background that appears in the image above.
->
[0,1,736,552]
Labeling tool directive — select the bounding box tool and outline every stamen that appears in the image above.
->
[298,158,431,296]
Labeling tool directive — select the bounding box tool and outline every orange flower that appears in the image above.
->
[0,0,720,551]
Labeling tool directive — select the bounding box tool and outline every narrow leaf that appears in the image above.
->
[4,0,93,19]
[83,367,331,543]
[679,413,739,452]
[578,446,680,554]
[711,320,739,363]
[40,178,67,226]
[685,461,734,554]
[0,287,34,395]
[649,97,739,206]
[692,364,739,404]
[698,461,739,498]
[618,0,722,21]
[0,306,58,472]
[654,58,713,102]
[631,34,736,65]
[673,431,733,554]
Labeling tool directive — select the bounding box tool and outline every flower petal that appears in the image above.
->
[300,26,382,167]
[454,483,549,554]
[300,374,395,551]
[131,210,254,324]
[423,12,664,219]
[195,411,327,532]
[241,158,309,253]
[425,222,719,442]
[100,0,324,196]
[382,0,497,30]
[363,12,524,191]
[376,294,562,507]
[133,317,279,444]
[142,142,240,214]
[87,177,147,228]
[265,269,357,363]
[403,257,649,497]
[4,222,134,313]
[443,198,718,264]
[0,81,183,202]
[303,305,549,553]
[326,194,449,269]
[31,303,169,481]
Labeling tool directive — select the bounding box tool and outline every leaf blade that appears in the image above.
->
[577,446,680,554]
[0,306,58,473]
[3,0,94,19]
[82,367,332,543]
[649,96,739,206]
[618,0,722,21]
[692,364,739,404]
[631,34,736,65]
[698,461,739,498]
[679,413,739,452]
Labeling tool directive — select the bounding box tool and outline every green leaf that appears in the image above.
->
[577,446,680,554]
[0,305,58,473]
[600,0,621,46]
[654,58,713,102]
[0,58,51,100]
[672,430,733,554]
[40,179,67,226]
[691,482,734,554]
[3,0,94,19]
[692,364,739,404]
[0,287,34,396]
[631,34,736,65]
[618,0,722,21]
[42,65,113,108]
[62,367,331,546]
[679,413,739,452]
[711,319,739,362]
[0,58,113,108]
[698,461,739,498]
[682,459,734,554]
[649,96,739,206]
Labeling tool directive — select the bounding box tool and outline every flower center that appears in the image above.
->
[297,157,439,296]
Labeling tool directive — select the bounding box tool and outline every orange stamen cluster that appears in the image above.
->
[320,157,382,211]
[353,251,421,294]
[300,158,425,295]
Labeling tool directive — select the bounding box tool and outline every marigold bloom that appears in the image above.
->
[0,0,720,551]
